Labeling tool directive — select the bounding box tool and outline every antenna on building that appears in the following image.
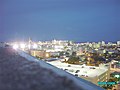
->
[29,37,32,43]
[28,37,32,50]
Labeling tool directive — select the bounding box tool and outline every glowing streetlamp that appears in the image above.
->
[88,57,90,60]
[13,44,19,50]
[20,43,25,49]
[45,53,49,58]
[28,44,31,50]
[33,44,38,49]
[115,75,120,78]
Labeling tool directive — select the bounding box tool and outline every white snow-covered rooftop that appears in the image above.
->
[47,61,108,78]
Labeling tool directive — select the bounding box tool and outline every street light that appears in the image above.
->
[33,44,38,49]
[45,53,49,58]
[13,44,19,50]
[20,43,25,49]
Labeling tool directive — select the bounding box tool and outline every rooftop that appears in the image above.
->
[48,61,108,77]
[0,47,104,90]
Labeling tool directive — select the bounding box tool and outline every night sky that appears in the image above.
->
[0,0,120,42]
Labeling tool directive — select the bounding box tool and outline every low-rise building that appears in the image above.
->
[110,60,120,72]
[30,50,50,58]
[47,61,110,85]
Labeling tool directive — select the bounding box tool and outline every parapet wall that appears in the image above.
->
[0,47,104,90]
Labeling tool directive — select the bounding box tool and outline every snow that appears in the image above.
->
[48,61,108,77]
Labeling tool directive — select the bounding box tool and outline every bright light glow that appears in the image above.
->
[20,43,25,49]
[88,57,90,60]
[46,53,49,57]
[28,44,31,49]
[33,44,38,49]
[13,44,19,50]
[115,75,120,78]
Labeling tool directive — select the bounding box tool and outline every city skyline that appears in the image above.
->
[0,0,120,42]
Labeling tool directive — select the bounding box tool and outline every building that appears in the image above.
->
[47,61,110,85]
[110,60,120,72]
[30,50,50,58]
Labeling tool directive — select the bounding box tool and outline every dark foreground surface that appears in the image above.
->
[0,48,85,90]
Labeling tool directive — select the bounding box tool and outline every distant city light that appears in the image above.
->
[13,44,19,50]
[33,44,38,49]
[28,44,31,49]
[45,53,49,57]
[20,43,25,49]
[88,57,90,60]
[115,75,120,78]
